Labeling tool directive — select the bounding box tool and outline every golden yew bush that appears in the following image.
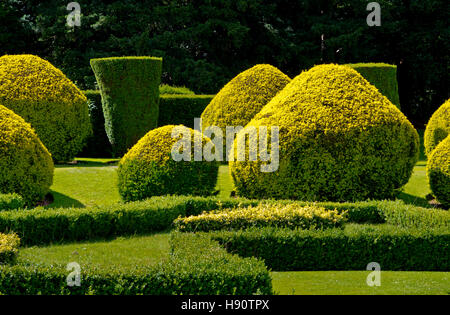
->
[427,136,450,207]
[0,105,53,204]
[424,98,450,156]
[118,125,218,202]
[230,64,419,201]
[0,55,91,162]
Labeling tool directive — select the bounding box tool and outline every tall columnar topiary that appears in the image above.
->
[118,125,218,202]
[0,105,53,205]
[230,64,419,201]
[424,98,450,157]
[90,57,163,156]
[347,63,401,109]
[0,55,92,162]
[427,136,450,207]
[201,64,290,151]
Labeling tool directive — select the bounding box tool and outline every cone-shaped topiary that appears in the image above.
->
[427,136,450,207]
[0,105,53,205]
[118,125,218,202]
[0,55,91,162]
[201,64,290,153]
[424,98,450,157]
[90,57,162,157]
[230,64,419,201]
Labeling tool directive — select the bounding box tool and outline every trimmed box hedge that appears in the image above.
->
[159,94,214,128]
[210,224,450,271]
[0,233,271,295]
[174,204,346,232]
[0,194,25,211]
[347,63,400,109]
[0,196,447,246]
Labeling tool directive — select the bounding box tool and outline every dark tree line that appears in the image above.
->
[1,0,448,125]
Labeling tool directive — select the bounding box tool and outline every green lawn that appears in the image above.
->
[271,271,450,295]
[19,233,171,270]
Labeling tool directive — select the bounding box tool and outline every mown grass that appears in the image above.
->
[18,233,171,270]
[271,271,449,295]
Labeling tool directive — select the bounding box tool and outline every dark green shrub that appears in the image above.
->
[0,105,54,205]
[424,98,450,156]
[427,136,450,207]
[0,233,271,295]
[159,84,194,95]
[159,95,214,128]
[118,125,218,202]
[0,55,92,162]
[230,64,419,201]
[347,63,400,109]
[79,90,112,158]
[90,57,162,156]
[211,225,450,271]
[0,194,25,211]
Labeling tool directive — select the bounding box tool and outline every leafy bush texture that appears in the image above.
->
[201,64,290,150]
[174,204,345,232]
[0,233,20,264]
[348,63,400,109]
[0,193,25,211]
[424,98,450,156]
[118,125,218,202]
[230,64,419,201]
[427,136,450,207]
[0,105,53,204]
[90,57,162,156]
[0,55,91,162]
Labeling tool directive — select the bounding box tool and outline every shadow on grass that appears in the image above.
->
[55,159,119,168]
[396,191,431,208]
[45,191,85,209]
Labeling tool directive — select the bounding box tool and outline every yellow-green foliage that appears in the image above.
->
[0,233,20,264]
[0,105,53,204]
[201,64,290,136]
[424,99,450,156]
[118,125,218,202]
[174,204,346,232]
[427,136,450,207]
[0,55,92,162]
[230,64,419,201]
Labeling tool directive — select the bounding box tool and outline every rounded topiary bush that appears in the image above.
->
[90,57,163,157]
[0,55,92,162]
[230,64,419,201]
[427,136,450,207]
[201,64,290,152]
[118,125,218,202]
[0,105,53,205]
[424,98,450,157]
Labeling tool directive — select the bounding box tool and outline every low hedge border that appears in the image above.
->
[0,193,25,211]
[0,197,447,246]
[209,224,450,271]
[0,233,271,295]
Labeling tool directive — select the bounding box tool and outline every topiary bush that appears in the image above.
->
[90,57,163,157]
[424,98,450,157]
[0,55,92,162]
[0,105,53,205]
[427,136,450,207]
[230,64,419,201]
[118,125,218,202]
[201,64,290,153]
[347,63,400,109]
[0,193,25,211]
[0,232,20,264]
